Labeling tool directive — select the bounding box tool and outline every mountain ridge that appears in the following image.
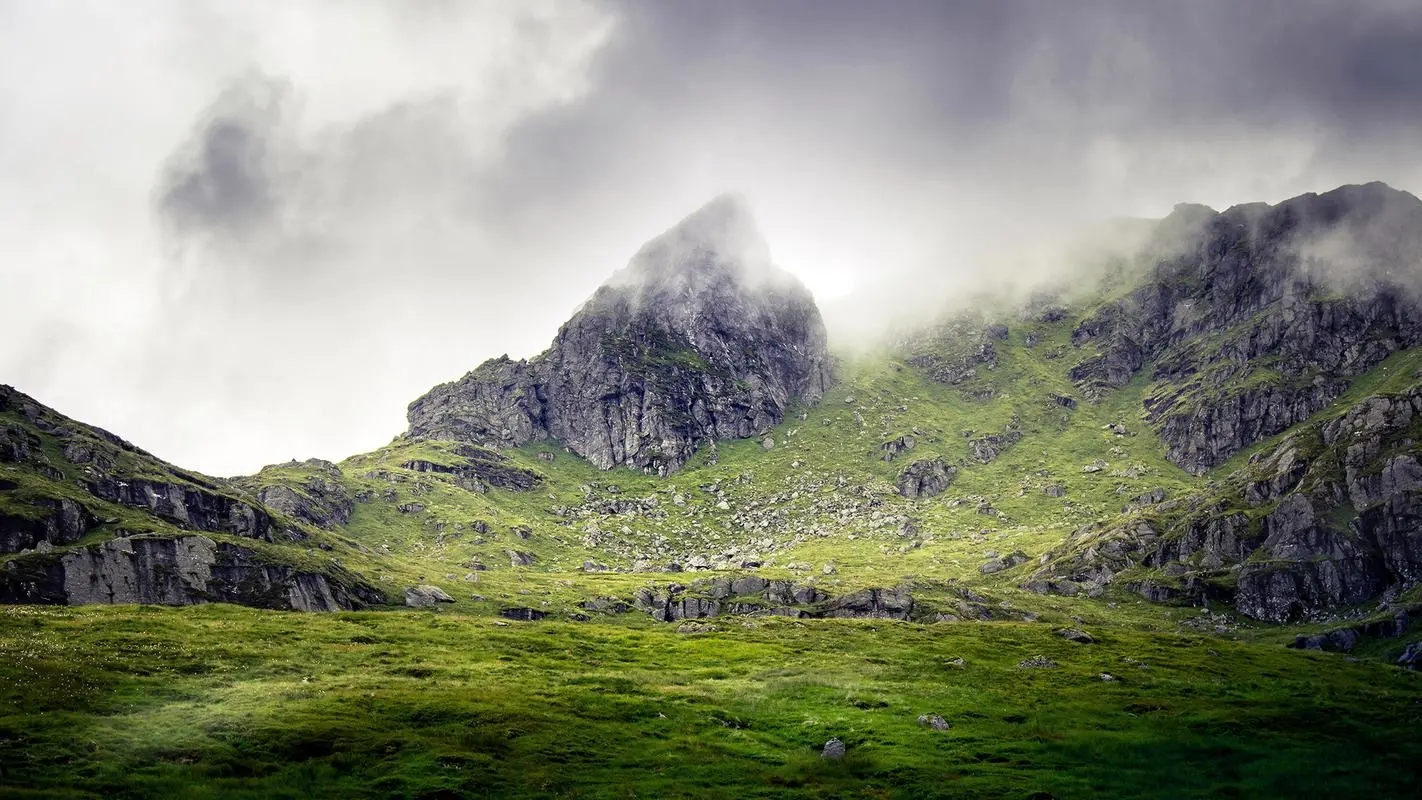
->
[2,183,1421,644]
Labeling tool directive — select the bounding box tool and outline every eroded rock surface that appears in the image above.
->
[407,195,831,474]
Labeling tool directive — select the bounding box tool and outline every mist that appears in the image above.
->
[2,0,1421,476]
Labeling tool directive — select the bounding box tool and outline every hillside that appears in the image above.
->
[4,186,1422,797]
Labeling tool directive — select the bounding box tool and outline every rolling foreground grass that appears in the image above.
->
[3,605,1420,799]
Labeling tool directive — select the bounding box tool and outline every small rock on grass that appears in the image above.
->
[821,738,846,759]
[1018,656,1058,669]
[917,714,951,731]
[1057,628,1095,644]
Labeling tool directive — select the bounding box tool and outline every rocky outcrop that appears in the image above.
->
[400,445,541,492]
[404,584,455,607]
[1236,495,1388,622]
[903,317,1007,386]
[1031,380,1422,621]
[0,535,383,610]
[630,577,913,622]
[407,195,831,475]
[85,476,274,540]
[822,587,914,620]
[0,498,93,553]
[1070,183,1422,473]
[897,459,956,499]
[246,460,354,528]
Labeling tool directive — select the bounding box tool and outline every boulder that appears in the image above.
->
[897,459,956,499]
[404,585,455,607]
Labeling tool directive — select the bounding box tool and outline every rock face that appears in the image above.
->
[0,535,382,610]
[1069,183,1422,474]
[630,577,915,622]
[0,498,92,553]
[407,195,832,474]
[247,460,354,529]
[1030,380,1422,621]
[404,584,455,607]
[897,459,956,499]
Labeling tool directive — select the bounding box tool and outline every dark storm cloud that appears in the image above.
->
[477,0,1422,223]
[157,76,288,241]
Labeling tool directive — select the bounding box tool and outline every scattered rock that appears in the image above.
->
[821,738,846,759]
[676,621,719,634]
[979,550,1030,575]
[1057,628,1095,644]
[1018,656,1058,669]
[404,585,455,607]
[917,714,951,731]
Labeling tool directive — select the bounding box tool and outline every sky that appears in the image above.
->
[3,0,1421,476]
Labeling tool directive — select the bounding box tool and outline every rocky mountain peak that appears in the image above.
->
[616,192,772,289]
[407,195,831,474]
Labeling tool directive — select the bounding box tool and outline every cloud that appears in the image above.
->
[1,0,1420,474]
[157,75,288,244]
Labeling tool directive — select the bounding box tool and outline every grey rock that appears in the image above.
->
[0,498,92,553]
[979,550,1029,575]
[506,550,537,567]
[823,587,914,620]
[1398,641,1422,670]
[406,196,831,475]
[404,585,455,607]
[821,739,846,759]
[0,534,381,610]
[1289,628,1359,652]
[246,459,354,529]
[897,459,956,499]
[85,476,274,540]
[881,435,917,462]
[917,713,951,731]
[1057,628,1095,644]
[1018,656,1058,669]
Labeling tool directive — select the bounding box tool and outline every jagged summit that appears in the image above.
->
[407,195,831,474]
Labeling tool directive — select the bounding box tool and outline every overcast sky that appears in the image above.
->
[3,0,1421,475]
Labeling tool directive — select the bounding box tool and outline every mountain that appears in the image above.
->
[6,184,1422,798]
[1025,182,1422,621]
[0,385,383,609]
[407,194,832,475]
[4,184,1422,633]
